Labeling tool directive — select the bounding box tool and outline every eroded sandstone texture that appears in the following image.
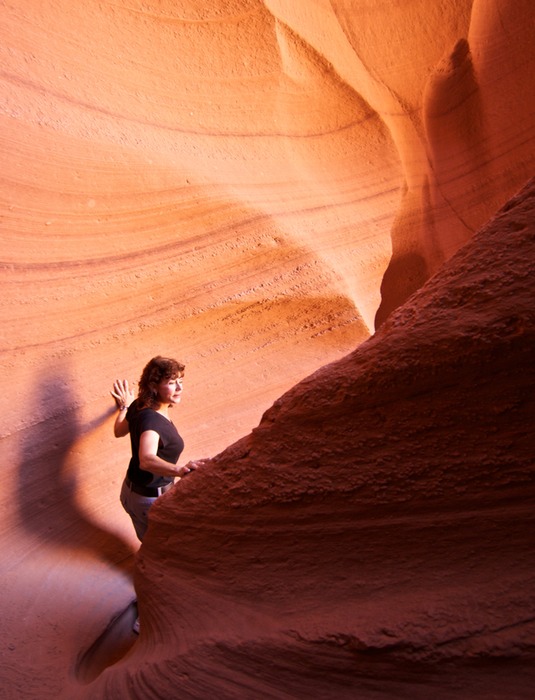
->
[0,1,534,699]
[78,179,535,698]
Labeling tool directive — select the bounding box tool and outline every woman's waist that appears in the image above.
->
[124,476,174,497]
[126,464,174,489]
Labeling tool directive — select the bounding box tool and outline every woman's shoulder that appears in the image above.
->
[137,406,167,428]
[127,401,159,425]
[126,399,140,419]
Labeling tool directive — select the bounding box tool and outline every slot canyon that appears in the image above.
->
[0,1,534,699]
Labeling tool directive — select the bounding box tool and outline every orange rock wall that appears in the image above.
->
[80,178,535,700]
[0,1,534,698]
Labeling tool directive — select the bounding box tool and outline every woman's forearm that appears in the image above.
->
[111,379,135,437]
[139,452,190,477]
[114,407,130,437]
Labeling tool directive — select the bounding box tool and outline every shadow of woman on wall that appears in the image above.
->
[17,367,136,576]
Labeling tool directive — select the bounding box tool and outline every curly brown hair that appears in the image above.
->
[137,356,185,409]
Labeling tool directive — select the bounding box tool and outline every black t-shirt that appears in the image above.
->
[126,400,184,488]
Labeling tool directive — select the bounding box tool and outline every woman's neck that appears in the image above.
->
[154,403,170,418]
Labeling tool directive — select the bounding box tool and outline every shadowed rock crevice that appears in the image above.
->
[75,600,138,684]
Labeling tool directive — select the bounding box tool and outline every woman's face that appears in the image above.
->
[157,375,183,406]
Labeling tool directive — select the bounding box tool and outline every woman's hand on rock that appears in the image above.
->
[179,458,209,477]
[111,378,135,409]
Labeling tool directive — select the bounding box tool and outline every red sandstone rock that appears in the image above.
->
[0,1,534,699]
[75,179,535,698]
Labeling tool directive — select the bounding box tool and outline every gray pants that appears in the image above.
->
[120,478,158,541]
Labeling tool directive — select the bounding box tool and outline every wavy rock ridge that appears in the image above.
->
[0,1,534,698]
[78,179,535,699]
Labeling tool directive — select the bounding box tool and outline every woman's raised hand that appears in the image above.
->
[111,378,135,410]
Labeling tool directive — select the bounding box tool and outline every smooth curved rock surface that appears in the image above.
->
[76,178,535,699]
[0,1,534,698]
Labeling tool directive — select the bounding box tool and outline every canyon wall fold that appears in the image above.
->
[0,1,534,698]
[78,178,535,699]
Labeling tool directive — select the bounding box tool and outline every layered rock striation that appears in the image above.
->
[78,179,535,699]
[0,1,534,698]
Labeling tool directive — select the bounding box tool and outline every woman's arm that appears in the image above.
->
[111,379,135,438]
[139,430,192,477]
[113,408,130,438]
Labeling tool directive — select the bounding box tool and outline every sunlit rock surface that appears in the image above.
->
[77,178,535,699]
[0,1,534,698]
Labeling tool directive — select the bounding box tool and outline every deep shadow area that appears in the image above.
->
[76,599,139,683]
[375,250,429,328]
[17,368,135,575]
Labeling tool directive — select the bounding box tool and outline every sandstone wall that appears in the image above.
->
[0,1,534,698]
[78,178,535,700]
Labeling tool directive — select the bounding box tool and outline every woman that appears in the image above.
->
[111,355,196,542]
